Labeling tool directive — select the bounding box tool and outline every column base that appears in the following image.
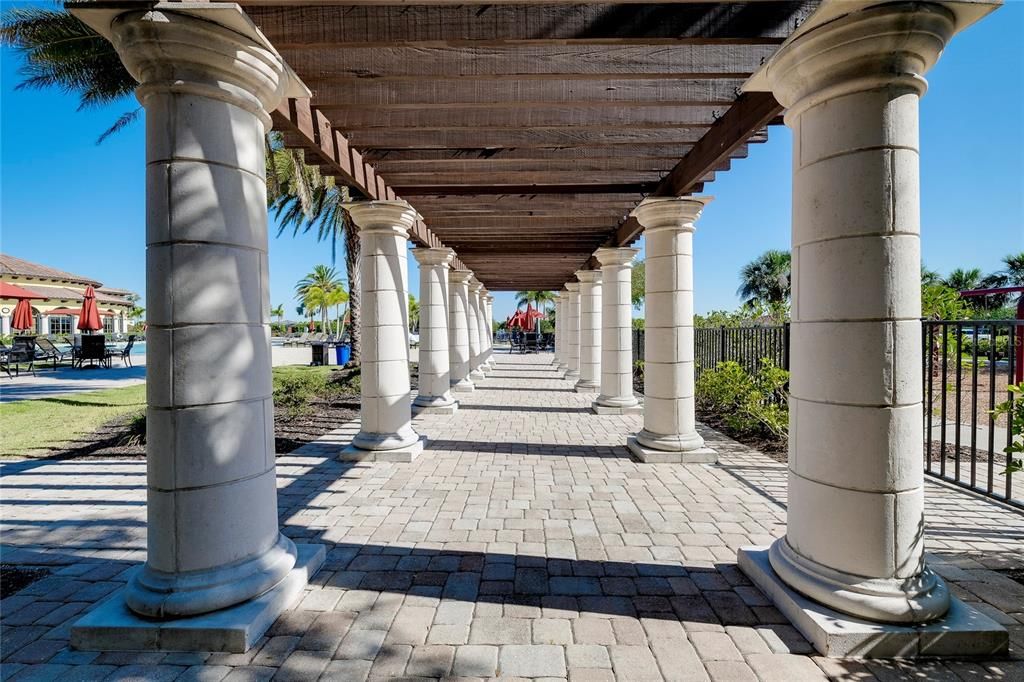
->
[626,435,717,463]
[592,401,643,415]
[738,546,1008,658]
[564,369,580,380]
[469,369,486,382]
[452,380,475,394]
[341,436,427,463]
[574,379,600,393]
[413,402,459,416]
[71,544,325,654]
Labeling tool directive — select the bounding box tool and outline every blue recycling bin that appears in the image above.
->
[335,344,352,366]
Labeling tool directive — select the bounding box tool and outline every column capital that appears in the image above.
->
[484,295,495,303]
[575,270,602,284]
[347,200,419,238]
[594,247,640,267]
[565,282,581,293]
[468,279,483,294]
[88,6,293,128]
[412,247,455,267]
[631,196,712,233]
[448,270,472,285]
[765,3,957,116]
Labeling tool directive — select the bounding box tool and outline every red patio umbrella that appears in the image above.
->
[76,285,104,333]
[11,298,34,332]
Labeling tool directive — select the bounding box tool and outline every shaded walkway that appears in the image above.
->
[2,352,1023,679]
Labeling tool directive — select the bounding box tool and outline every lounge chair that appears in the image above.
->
[35,337,74,369]
[7,336,37,376]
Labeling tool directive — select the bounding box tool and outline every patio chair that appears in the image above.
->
[35,337,74,369]
[116,335,137,367]
[75,334,112,368]
[0,341,13,379]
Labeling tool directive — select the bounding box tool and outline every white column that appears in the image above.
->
[412,248,458,414]
[467,278,486,381]
[40,315,51,336]
[574,270,602,392]
[0,315,10,336]
[479,287,493,374]
[448,271,475,393]
[626,197,716,464]
[593,247,641,413]
[755,2,961,625]
[484,294,496,368]
[343,201,425,462]
[94,7,310,624]
[564,282,581,379]
[556,293,568,371]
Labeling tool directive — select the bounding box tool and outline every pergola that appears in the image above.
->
[68,0,1006,661]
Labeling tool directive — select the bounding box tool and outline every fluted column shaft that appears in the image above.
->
[761,2,958,624]
[626,197,715,464]
[448,271,474,392]
[106,8,296,619]
[574,270,602,392]
[594,247,640,411]
[412,248,456,411]
[564,283,581,379]
[345,201,424,461]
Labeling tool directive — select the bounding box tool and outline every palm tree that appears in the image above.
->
[1,6,138,143]
[325,287,348,337]
[737,250,791,307]
[267,132,363,362]
[408,294,420,333]
[515,291,556,312]
[296,266,343,331]
[271,304,285,324]
[943,268,983,292]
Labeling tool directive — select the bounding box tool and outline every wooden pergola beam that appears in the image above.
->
[613,91,783,246]
[281,43,777,81]
[398,183,663,196]
[270,97,466,268]
[312,79,745,108]
[242,3,819,45]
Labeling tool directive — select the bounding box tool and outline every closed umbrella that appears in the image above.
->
[76,285,103,333]
[11,298,34,332]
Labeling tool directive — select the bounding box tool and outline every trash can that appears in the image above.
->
[335,344,351,366]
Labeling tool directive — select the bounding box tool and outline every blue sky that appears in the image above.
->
[1,4,1021,322]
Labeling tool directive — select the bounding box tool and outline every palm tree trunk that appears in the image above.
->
[344,226,361,365]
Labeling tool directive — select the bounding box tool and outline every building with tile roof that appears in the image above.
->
[0,253,138,336]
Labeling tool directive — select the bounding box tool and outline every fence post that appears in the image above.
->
[718,326,726,367]
[783,322,791,371]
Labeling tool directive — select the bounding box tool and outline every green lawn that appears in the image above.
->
[1,385,146,458]
[0,366,354,459]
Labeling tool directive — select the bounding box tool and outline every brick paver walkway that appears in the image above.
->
[2,352,1023,680]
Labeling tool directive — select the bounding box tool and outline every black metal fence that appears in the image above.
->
[632,325,789,378]
[631,320,1023,507]
[923,319,1021,508]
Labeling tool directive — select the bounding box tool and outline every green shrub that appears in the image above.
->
[632,318,645,330]
[992,383,1023,474]
[117,410,147,447]
[273,372,327,416]
[696,360,789,439]
[633,359,644,381]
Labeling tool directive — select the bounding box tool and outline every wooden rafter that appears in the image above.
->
[613,91,783,246]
